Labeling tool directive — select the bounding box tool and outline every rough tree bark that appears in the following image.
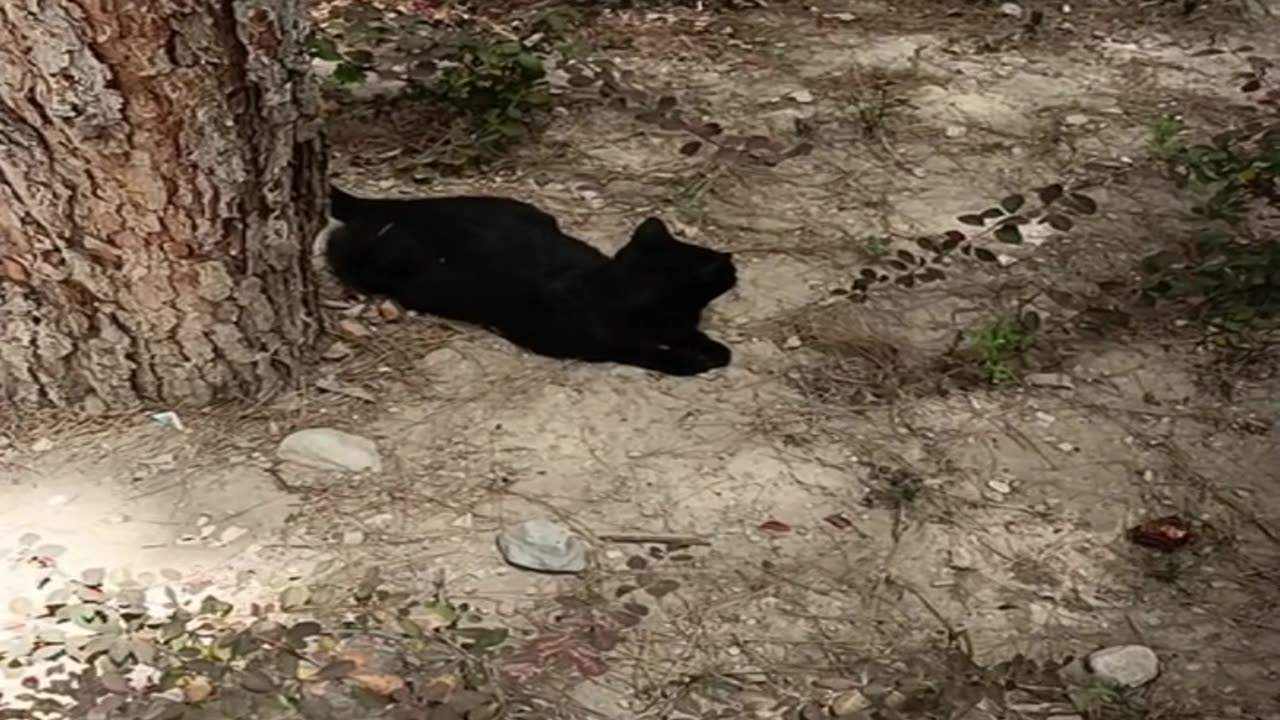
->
[0,1,325,412]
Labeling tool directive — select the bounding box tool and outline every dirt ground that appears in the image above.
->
[3,1,1279,718]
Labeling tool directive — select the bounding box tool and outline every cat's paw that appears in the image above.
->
[692,339,731,368]
[660,342,730,376]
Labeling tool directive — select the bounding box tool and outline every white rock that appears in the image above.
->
[277,428,382,472]
[945,124,967,138]
[497,519,588,574]
[341,530,365,545]
[1064,113,1090,126]
[783,335,803,349]
[1087,644,1159,688]
[987,479,1013,495]
[787,89,814,104]
[831,689,871,717]
[1000,2,1024,16]
[31,438,54,453]
[948,547,976,570]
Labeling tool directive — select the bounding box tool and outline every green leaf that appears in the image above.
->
[316,659,356,680]
[999,194,1026,213]
[199,595,233,617]
[1044,213,1073,231]
[240,669,277,693]
[1037,183,1064,205]
[513,52,545,76]
[286,621,323,646]
[455,626,509,651]
[333,62,365,85]
[973,247,999,263]
[1064,192,1098,215]
[310,34,343,62]
[994,225,1023,244]
[957,213,986,227]
[345,49,374,66]
[130,637,158,665]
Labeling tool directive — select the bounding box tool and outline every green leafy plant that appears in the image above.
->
[431,38,551,155]
[0,537,522,720]
[1149,112,1186,159]
[1137,56,1280,323]
[843,182,1099,302]
[971,313,1038,384]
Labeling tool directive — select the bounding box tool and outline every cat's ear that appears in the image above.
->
[631,217,675,246]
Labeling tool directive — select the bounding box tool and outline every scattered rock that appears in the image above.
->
[1000,2,1024,17]
[341,530,366,545]
[497,519,589,574]
[986,479,1013,495]
[945,124,967,138]
[830,689,871,717]
[787,88,814,104]
[321,341,353,360]
[1026,372,1075,390]
[150,410,186,431]
[375,300,403,322]
[824,12,857,22]
[1063,113,1090,126]
[1055,441,1078,453]
[277,428,382,472]
[1086,644,1159,688]
[337,318,373,338]
[783,335,803,349]
[217,525,249,546]
[30,437,54,453]
[948,546,976,570]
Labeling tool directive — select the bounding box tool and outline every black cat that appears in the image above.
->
[324,186,738,376]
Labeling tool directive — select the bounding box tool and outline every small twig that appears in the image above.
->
[597,533,712,547]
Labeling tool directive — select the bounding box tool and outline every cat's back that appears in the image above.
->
[393,195,606,275]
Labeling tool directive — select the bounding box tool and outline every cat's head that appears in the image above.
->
[611,217,737,303]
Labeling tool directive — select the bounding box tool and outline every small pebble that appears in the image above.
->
[498,519,589,574]
[787,89,814,104]
[1086,644,1159,688]
[31,438,54,453]
[1064,113,1090,126]
[987,479,1013,495]
[1000,2,1023,17]
[948,547,976,570]
[783,335,803,349]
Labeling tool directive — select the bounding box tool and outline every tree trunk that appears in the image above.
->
[0,0,325,412]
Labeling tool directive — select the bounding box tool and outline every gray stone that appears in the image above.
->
[497,519,589,573]
[277,428,382,472]
[830,689,870,717]
[1087,644,1159,688]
